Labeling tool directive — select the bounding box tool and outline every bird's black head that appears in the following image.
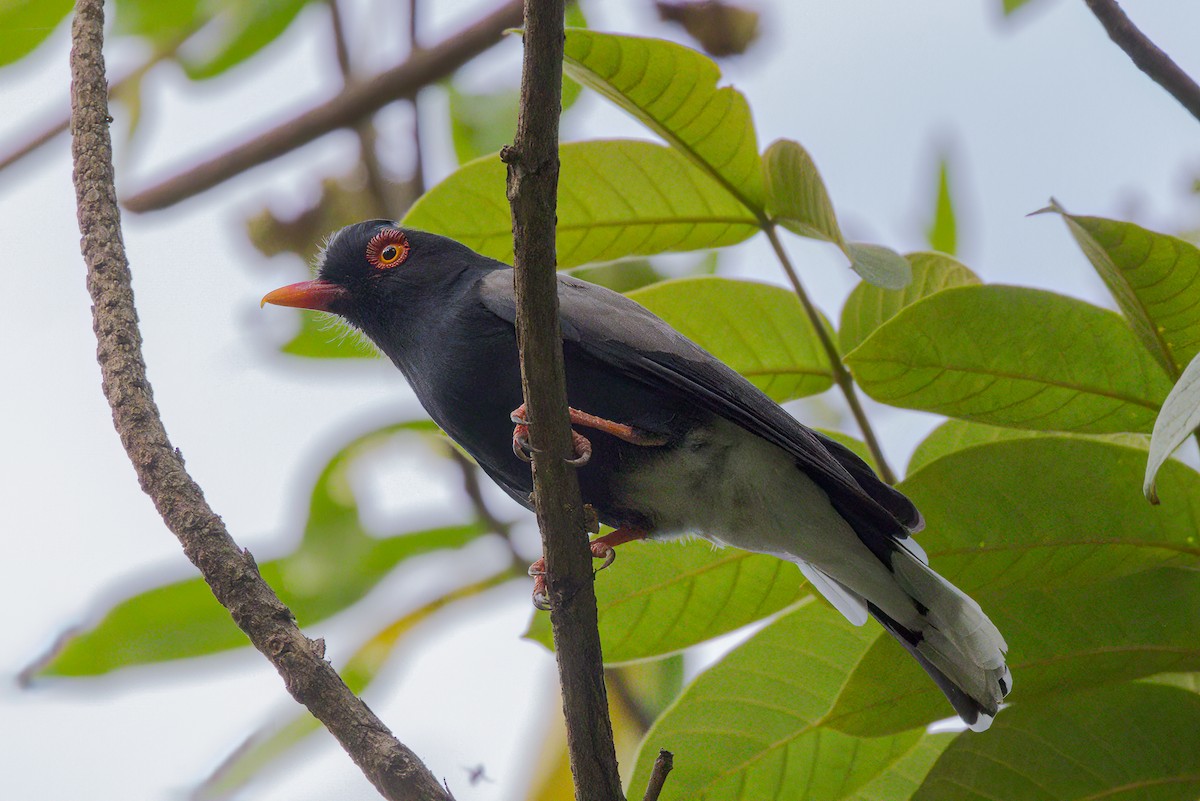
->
[261,221,488,329]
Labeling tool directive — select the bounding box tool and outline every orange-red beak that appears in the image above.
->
[260,280,349,312]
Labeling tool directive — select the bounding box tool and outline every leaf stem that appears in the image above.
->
[764,224,897,484]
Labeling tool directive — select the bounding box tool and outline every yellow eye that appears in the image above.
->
[366,229,410,270]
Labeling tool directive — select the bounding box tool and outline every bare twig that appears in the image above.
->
[407,0,427,196]
[640,750,674,801]
[444,445,517,547]
[504,1,624,799]
[69,2,448,798]
[328,0,393,217]
[1082,0,1200,124]
[123,0,522,213]
[764,225,897,483]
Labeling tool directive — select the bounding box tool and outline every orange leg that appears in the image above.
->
[510,403,669,466]
[529,526,650,610]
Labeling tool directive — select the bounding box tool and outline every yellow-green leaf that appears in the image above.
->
[628,277,834,402]
[839,252,980,354]
[763,138,843,244]
[563,29,765,212]
[1049,202,1200,377]
[846,285,1172,433]
[403,140,758,268]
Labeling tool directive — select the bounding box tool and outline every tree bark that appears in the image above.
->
[69,1,449,798]
[504,1,626,799]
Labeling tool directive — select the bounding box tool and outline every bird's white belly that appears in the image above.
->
[615,418,903,611]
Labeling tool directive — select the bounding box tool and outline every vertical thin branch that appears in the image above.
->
[69,2,448,798]
[764,225,897,483]
[1082,0,1200,125]
[407,0,427,196]
[328,0,393,217]
[503,0,625,799]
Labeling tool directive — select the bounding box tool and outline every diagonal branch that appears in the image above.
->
[1082,0,1200,125]
[69,2,449,799]
[122,0,522,213]
[503,1,624,799]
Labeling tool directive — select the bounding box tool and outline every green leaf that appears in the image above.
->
[565,251,717,294]
[1001,0,1041,15]
[194,572,512,799]
[1049,203,1200,377]
[627,600,950,799]
[1146,350,1200,502]
[627,277,834,402]
[762,138,908,288]
[279,310,380,359]
[914,683,1200,801]
[907,419,1148,475]
[839,252,980,354]
[32,422,484,677]
[404,139,758,268]
[901,438,1200,599]
[448,85,519,164]
[181,0,311,80]
[828,568,1200,736]
[763,138,843,245]
[113,0,204,44]
[845,242,913,290]
[524,539,808,663]
[563,29,766,212]
[846,734,954,801]
[925,157,957,255]
[0,0,72,68]
[845,285,1173,433]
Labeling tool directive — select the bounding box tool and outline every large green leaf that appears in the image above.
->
[403,140,758,268]
[828,568,1200,736]
[627,600,950,799]
[1049,204,1200,377]
[1146,350,1200,502]
[839,252,980,354]
[846,734,954,801]
[0,0,72,67]
[907,419,1148,475]
[628,277,835,402]
[563,29,765,212]
[525,539,807,663]
[913,683,1200,801]
[845,285,1172,433]
[900,438,1200,599]
[32,422,485,677]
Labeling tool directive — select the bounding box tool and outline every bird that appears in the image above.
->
[262,220,1011,731]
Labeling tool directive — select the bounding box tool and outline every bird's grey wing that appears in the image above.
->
[478,271,922,547]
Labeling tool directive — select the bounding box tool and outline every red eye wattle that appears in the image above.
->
[366,229,410,269]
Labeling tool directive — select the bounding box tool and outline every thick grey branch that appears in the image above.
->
[69,1,448,798]
[123,0,522,213]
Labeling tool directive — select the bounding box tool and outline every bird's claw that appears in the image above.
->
[566,430,592,466]
[512,423,535,462]
[590,540,617,571]
[526,540,615,609]
[510,405,592,465]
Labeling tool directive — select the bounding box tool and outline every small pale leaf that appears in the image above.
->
[1145,349,1200,502]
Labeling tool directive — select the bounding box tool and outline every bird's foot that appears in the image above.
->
[528,526,649,610]
[510,403,668,466]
